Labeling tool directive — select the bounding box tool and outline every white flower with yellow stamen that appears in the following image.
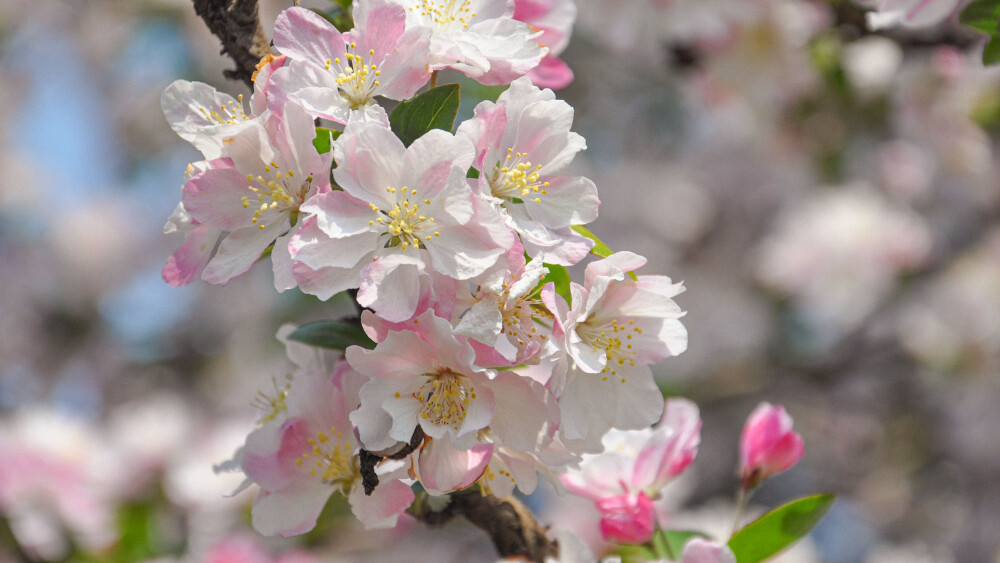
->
[396,0,548,85]
[179,103,331,290]
[290,120,513,322]
[458,77,599,265]
[270,3,431,125]
[542,252,688,450]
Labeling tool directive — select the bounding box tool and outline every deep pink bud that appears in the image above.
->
[595,492,656,544]
[739,402,804,489]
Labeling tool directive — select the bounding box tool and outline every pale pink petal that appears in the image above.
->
[250,481,333,537]
[162,224,222,287]
[202,221,286,285]
[415,438,493,495]
[347,476,414,529]
[681,539,737,563]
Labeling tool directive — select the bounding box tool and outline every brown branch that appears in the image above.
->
[418,492,558,563]
[192,0,272,88]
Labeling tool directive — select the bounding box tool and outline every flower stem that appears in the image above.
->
[430,70,439,89]
[732,486,751,538]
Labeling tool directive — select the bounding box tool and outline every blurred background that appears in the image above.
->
[1,0,999,561]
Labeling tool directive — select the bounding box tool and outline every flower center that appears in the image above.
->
[252,377,290,424]
[576,318,642,382]
[324,42,381,109]
[497,282,549,350]
[411,0,478,30]
[241,163,313,229]
[489,149,549,203]
[295,426,353,485]
[197,94,252,125]
[414,369,477,429]
[369,186,439,251]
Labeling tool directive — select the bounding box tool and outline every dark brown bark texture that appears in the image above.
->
[418,493,559,563]
[192,0,272,88]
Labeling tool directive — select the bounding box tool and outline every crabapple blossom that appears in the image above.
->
[453,248,553,364]
[271,4,430,125]
[395,0,548,84]
[290,120,513,321]
[171,102,333,289]
[543,252,687,449]
[457,77,599,265]
[739,402,804,489]
[560,398,701,544]
[161,81,259,161]
[240,344,413,536]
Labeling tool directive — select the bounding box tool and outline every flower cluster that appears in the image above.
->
[161,0,690,539]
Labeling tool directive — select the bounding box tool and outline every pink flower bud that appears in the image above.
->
[594,492,656,544]
[739,402,804,489]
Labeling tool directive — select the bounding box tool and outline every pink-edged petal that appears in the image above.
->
[488,374,555,452]
[290,219,376,270]
[527,55,574,89]
[415,437,493,495]
[372,27,432,100]
[357,252,425,322]
[202,221,286,285]
[560,367,664,445]
[292,260,365,301]
[271,228,298,292]
[403,130,475,198]
[162,224,221,287]
[273,7,348,67]
[183,163,259,231]
[301,191,379,238]
[633,398,701,492]
[333,122,406,204]
[347,475,414,529]
[250,480,333,537]
[523,174,599,228]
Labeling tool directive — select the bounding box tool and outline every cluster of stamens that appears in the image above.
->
[241,162,313,229]
[404,369,476,429]
[410,0,477,30]
[369,186,439,251]
[198,94,252,126]
[490,149,549,204]
[497,282,549,351]
[577,318,643,383]
[325,43,381,109]
[477,463,514,496]
[294,427,352,484]
[251,377,290,424]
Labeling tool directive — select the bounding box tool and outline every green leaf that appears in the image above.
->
[288,320,374,351]
[389,84,461,147]
[960,0,1000,64]
[728,494,836,563]
[570,225,638,280]
[653,530,711,560]
[961,0,1000,33]
[313,127,340,154]
[539,263,572,305]
[612,543,658,563]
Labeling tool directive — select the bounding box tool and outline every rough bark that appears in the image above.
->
[418,492,559,563]
[192,0,272,88]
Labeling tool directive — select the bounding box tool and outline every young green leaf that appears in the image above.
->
[960,0,1000,64]
[728,494,836,563]
[287,320,375,351]
[539,263,572,305]
[312,127,340,154]
[389,84,461,147]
